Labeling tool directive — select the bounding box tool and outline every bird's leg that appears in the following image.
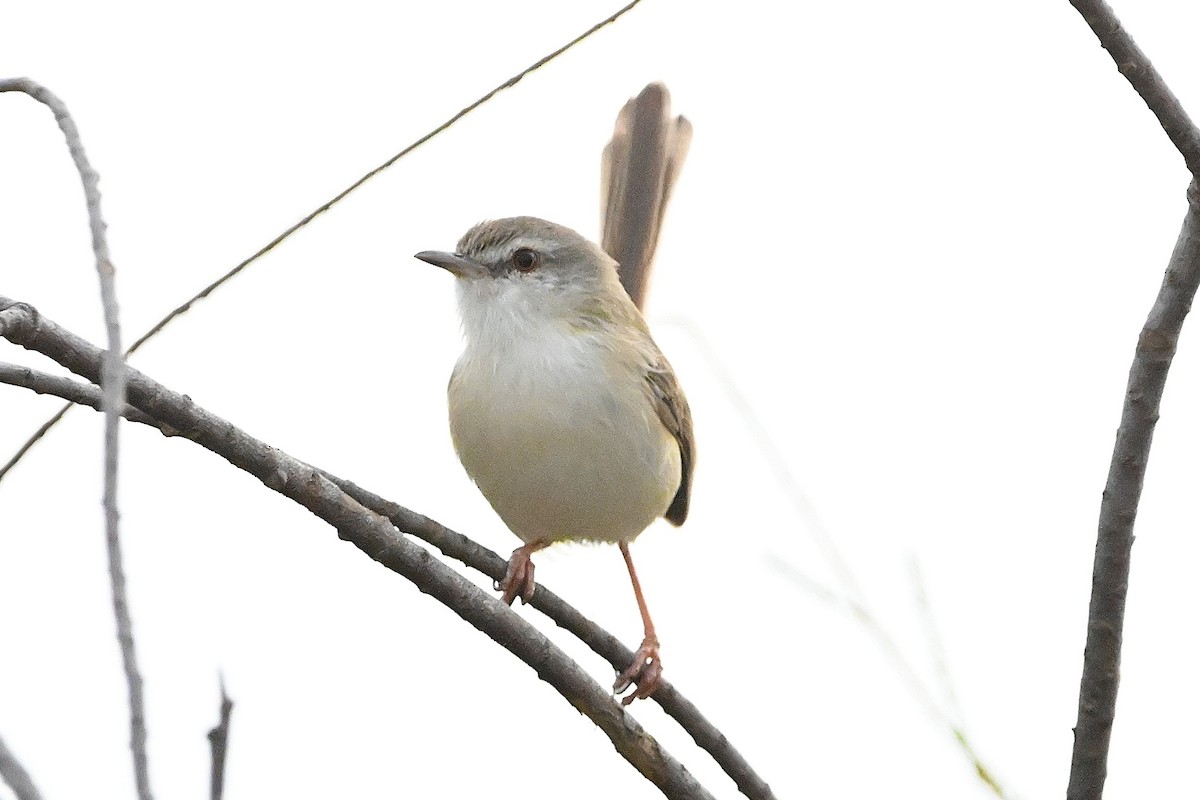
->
[497,541,547,605]
[613,541,663,705]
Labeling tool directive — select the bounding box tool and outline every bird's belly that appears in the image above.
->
[449,353,681,545]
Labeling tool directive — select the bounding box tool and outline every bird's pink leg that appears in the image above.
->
[613,541,663,705]
[497,541,548,605]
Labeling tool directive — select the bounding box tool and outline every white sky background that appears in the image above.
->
[2,1,1200,797]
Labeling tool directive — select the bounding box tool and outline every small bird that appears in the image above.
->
[415,216,694,704]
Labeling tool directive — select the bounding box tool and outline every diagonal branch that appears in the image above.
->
[0,364,778,800]
[1069,0,1200,175]
[0,732,43,800]
[0,298,717,800]
[0,78,147,800]
[1065,5,1200,798]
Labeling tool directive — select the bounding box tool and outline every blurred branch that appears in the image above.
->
[671,316,1004,795]
[0,732,43,800]
[0,298,720,800]
[0,0,646,485]
[0,78,148,800]
[0,358,777,800]
[207,678,233,800]
[1064,3,1200,799]
[910,560,1002,797]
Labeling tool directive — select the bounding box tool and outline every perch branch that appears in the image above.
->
[0,298,715,800]
[0,362,777,800]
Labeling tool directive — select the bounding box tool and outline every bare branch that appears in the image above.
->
[1068,0,1200,175]
[323,477,778,800]
[0,732,43,800]
[207,677,233,800]
[1068,184,1200,798]
[0,298,717,800]
[1063,3,1200,797]
[0,364,158,427]
[0,362,777,800]
[0,78,148,800]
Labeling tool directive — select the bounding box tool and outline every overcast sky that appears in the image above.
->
[3,2,1200,798]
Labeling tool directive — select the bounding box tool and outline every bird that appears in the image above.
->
[415,215,694,704]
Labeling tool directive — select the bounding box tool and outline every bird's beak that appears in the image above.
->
[414,250,488,280]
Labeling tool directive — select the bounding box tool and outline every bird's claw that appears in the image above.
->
[614,636,662,705]
[496,547,537,605]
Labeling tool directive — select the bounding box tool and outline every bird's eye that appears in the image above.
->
[512,248,539,272]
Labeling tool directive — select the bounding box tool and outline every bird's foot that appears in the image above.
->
[496,545,537,605]
[613,635,662,706]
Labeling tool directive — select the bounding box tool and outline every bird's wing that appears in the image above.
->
[645,358,694,526]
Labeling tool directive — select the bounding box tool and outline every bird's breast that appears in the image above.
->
[447,326,681,545]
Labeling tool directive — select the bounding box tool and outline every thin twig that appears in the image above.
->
[120,0,645,356]
[0,0,646,485]
[910,560,1004,797]
[1064,2,1200,797]
[660,316,868,606]
[0,298,717,800]
[0,78,148,800]
[0,401,74,476]
[207,677,233,800]
[0,364,158,427]
[0,732,43,800]
[664,315,1004,794]
[0,359,778,800]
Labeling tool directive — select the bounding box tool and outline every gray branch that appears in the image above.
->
[0,78,146,800]
[1069,0,1200,174]
[0,363,777,800]
[0,298,717,800]
[1065,2,1200,797]
[0,732,43,800]
[207,678,233,800]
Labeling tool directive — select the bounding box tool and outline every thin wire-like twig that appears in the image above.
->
[207,677,233,800]
[0,78,148,800]
[0,298,716,800]
[667,315,1006,794]
[1064,3,1200,798]
[0,731,43,800]
[0,0,645,485]
[0,359,778,800]
[910,559,1003,797]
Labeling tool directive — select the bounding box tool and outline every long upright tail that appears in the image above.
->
[600,83,692,311]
